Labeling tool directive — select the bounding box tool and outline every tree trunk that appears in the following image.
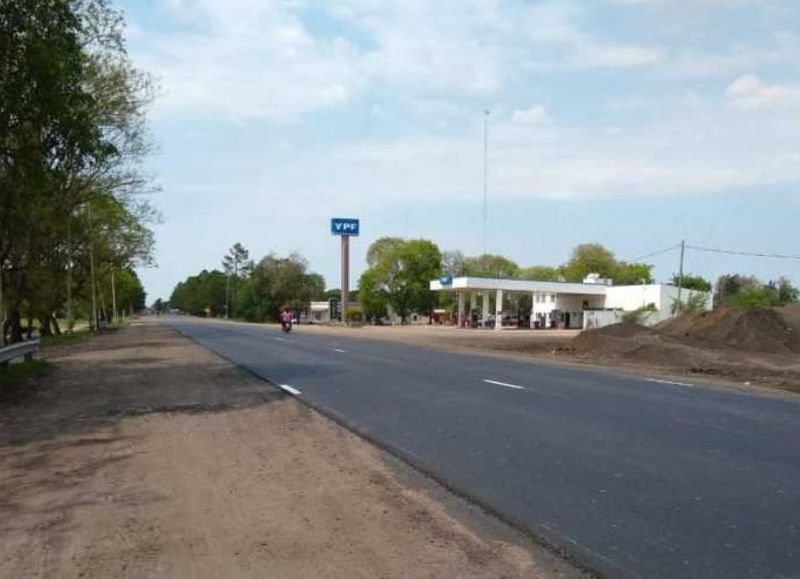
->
[8,307,23,343]
[51,315,61,335]
[38,316,53,337]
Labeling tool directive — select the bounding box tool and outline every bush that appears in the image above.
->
[622,303,657,325]
[344,306,363,324]
[671,292,710,316]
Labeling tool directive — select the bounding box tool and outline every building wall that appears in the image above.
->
[604,285,712,325]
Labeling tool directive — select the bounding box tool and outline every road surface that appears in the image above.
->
[165,318,800,579]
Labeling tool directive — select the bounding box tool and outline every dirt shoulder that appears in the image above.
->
[0,321,585,579]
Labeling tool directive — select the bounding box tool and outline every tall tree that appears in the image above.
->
[222,243,251,317]
[0,0,155,342]
[463,254,519,278]
[358,239,442,324]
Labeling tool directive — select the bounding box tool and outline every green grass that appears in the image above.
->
[0,359,50,391]
[40,329,92,347]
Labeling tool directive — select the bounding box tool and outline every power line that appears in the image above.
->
[627,244,682,262]
[686,244,800,260]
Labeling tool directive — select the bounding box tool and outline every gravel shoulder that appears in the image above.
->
[0,320,585,579]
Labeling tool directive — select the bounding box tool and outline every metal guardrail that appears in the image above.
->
[0,340,40,367]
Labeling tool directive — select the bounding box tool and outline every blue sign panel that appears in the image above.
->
[331,218,360,236]
[439,275,453,286]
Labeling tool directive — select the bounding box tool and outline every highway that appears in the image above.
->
[165,318,800,579]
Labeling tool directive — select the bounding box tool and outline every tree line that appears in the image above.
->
[1,0,155,344]
[169,244,326,322]
[169,238,798,325]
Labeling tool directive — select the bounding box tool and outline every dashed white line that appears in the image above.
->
[278,384,301,396]
[334,348,347,353]
[274,336,287,342]
[646,378,696,388]
[483,379,524,391]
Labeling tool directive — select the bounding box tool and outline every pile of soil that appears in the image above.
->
[562,306,800,393]
[658,306,800,355]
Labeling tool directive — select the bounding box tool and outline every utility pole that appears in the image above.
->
[677,239,686,312]
[111,268,118,323]
[88,204,98,332]
[0,259,5,347]
[66,214,73,334]
[483,109,490,256]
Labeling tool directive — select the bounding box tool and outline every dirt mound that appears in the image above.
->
[658,306,800,355]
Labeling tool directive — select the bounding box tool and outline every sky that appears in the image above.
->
[118,0,800,301]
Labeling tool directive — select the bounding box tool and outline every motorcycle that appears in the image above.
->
[281,320,292,333]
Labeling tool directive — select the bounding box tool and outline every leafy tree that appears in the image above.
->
[715,274,799,309]
[358,239,442,324]
[463,254,519,278]
[0,0,155,342]
[715,274,761,307]
[775,277,799,305]
[441,250,467,277]
[169,270,227,316]
[222,242,252,317]
[562,244,652,284]
[357,268,388,321]
[561,244,618,282]
[671,274,712,292]
[233,253,325,322]
[517,266,559,281]
[366,237,404,268]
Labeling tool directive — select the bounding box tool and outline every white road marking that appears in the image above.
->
[278,384,301,396]
[334,348,347,353]
[483,379,524,390]
[646,378,696,388]
[274,336,287,342]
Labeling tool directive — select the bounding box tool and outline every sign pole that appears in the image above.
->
[341,235,350,321]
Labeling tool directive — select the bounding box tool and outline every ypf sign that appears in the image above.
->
[331,218,360,236]
[331,218,360,321]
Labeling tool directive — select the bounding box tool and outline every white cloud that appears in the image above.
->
[511,105,551,125]
[726,75,800,108]
[129,0,665,122]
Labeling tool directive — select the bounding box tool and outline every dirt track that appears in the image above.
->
[0,321,584,579]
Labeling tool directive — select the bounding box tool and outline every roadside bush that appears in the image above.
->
[671,292,710,316]
[622,303,657,325]
[344,306,363,325]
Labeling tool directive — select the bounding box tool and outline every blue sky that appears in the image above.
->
[119,0,800,301]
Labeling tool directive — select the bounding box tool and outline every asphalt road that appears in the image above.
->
[165,318,800,579]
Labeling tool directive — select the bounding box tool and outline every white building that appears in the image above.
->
[429,275,712,330]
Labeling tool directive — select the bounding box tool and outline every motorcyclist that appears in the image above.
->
[280,307,293,332]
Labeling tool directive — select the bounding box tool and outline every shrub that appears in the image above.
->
[622,303,657,325]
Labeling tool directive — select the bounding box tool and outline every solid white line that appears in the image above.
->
[483,379,524,390]
[334,348,347,353]
[646,378,696,388]
[278,384,301,396]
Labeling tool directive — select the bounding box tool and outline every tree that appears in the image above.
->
[462,254,519,278]
[562,244,618,282]
[517,266,559,281]
[441,250,467,277]
[562,244,652,284]
[358,239,442,324]
[671,274,712,292]
[233,253,325,322]
[366,237,404,268]
[0,0,155,342]
[715,274,799,309]
[222,243,251,318]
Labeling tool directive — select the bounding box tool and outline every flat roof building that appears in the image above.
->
[429,275,712,330]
